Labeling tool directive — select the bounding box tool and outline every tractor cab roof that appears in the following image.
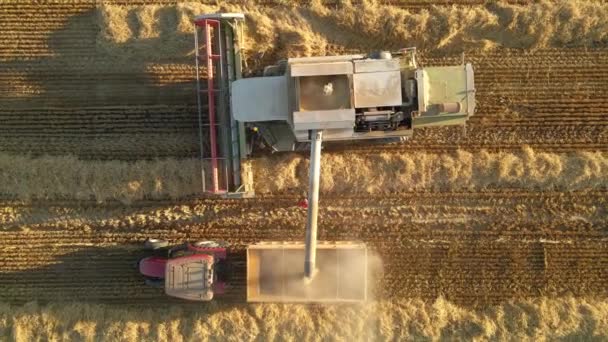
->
[165,255,215,301]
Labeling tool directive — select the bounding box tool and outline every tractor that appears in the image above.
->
[138,239,230,301]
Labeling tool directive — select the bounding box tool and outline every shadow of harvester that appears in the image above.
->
[0,7,202,159]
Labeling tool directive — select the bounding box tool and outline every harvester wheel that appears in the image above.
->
[144,238,169,251]
[193,240,228,248]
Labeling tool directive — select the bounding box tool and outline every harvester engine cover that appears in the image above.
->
[231,49,475,151]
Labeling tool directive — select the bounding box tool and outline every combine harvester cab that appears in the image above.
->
[247,242,368,303]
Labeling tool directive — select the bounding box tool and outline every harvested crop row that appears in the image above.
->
[1,190,605,231]
[2,296,608,341]
[95,1,608,61]
[252,147,608,194]
[0,148,606,202]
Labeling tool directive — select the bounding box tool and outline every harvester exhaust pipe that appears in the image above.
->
[304,129,323,280]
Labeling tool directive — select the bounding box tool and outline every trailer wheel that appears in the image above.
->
[193,240,228,248]
[144,238,169,251]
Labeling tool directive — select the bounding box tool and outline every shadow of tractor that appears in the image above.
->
[0,243,247,306]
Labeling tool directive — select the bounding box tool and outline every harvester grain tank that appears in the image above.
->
[137,12,476,303]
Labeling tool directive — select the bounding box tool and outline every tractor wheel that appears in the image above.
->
[192,240,228,248]
[215,258,232,282]
[144,238,169,251]
[144,277,164,288]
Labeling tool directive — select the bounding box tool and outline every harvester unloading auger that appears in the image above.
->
[138,12,475,303]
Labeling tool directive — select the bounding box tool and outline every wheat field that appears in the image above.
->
[1,0,607,339]
[2,297,607,341]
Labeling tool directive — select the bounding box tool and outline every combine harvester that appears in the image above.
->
[138,13,475,303]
